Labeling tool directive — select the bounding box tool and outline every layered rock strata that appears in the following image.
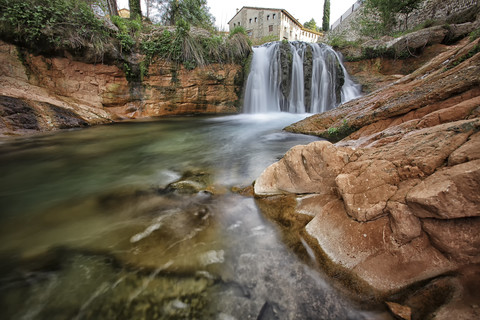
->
[0,40,244,135]
[254,37,480,317]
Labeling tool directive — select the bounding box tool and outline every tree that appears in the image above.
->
[322,0,330,31]
[304,18,319,32]
[397,0,422,30]
[106,0,118,16]
[159,0,214,29]
[129,0,142,20]
[364,0,422,33]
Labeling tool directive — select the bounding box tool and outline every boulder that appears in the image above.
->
[387,202,422,245]
[406,160,480,219]
[386,26,449,56]
[448,132,480,165]
[422,217,480,263]
[444,22,480,44]
[335,159,399,221]
[304,199,454,294]
[254,141,352,196]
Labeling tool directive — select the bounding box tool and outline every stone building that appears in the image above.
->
[228,7,323,43]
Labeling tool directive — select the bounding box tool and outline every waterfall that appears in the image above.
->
[243,42,361,114]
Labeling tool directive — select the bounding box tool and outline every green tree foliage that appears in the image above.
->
[304,18,319,32]
[363,0,422,35]
[397,0,422,30]
[158,0,214,29]
[322,0,330,31]
[129,0,142,20]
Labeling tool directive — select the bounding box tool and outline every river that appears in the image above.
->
[0,114,392,319]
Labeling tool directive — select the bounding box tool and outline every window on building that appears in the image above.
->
[269,25,273,32]
[238,22,241,25]
[249,18,252,23]
[233,23,236,27]
[273,13,276,19]
[267,15,270,20]
[255,17,257,22]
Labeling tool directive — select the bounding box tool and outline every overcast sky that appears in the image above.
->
[117,0,358,31]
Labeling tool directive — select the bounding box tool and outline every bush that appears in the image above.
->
[0,0,111,57]
[111,15,143,53]
[470,28,480,41]
[141,22,251,69]
[322,119,357,142]
[229,25,247,37]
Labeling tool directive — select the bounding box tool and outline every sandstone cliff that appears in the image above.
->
[0,40,244,136]
[254,36,480,318]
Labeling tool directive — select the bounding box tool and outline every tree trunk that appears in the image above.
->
[129,0,142,20]
[145,0,151,18]
[107,0,118,16]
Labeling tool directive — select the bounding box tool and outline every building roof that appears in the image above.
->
[301,27,323,36]
[228,6,303,29]
[118,8,130,18]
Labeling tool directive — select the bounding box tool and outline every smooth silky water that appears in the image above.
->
[0,114,390,319]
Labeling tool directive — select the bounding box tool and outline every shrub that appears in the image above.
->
[229,25,247,37]
[111,15,143,53]
[0,0,111,57]
[141,22,251,69]
[322,119,357,142]
[470,28,480,41]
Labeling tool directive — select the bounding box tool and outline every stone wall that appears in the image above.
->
[407,0,480,28]
[328,5,365,42]
[329,0,480,42]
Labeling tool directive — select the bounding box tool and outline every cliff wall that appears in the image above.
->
[0,40,245,136]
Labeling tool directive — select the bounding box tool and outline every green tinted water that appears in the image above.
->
[0,114,389,319]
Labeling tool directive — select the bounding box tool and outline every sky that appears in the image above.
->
[117,0,358,31]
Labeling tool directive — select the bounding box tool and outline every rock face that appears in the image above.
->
[0,40,245,136]
[254,36,480,317]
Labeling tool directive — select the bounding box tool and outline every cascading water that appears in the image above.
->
[243,41,362,114]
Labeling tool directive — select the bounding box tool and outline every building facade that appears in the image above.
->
[228,7,323,43]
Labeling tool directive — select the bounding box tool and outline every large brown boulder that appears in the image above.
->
[406,160,480,219]
[254,141,352,195]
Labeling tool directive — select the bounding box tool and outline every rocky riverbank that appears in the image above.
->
[254,32,480,319]
[0,40,245,136]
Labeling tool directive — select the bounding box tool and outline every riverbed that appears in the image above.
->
[0,114,389,319]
